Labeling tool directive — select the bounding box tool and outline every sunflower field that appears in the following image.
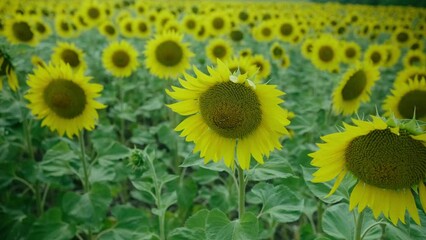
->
[1,0,426,239]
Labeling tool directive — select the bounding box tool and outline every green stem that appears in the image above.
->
[118,78,126,144]
[361,221,386,240]
[147,158,165,240]
[354,210,365,240]
[237,165,246,218]
[78,131,90,192]
[316,200,323,234]
[18,91,43,216]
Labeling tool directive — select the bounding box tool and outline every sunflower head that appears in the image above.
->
[310,115,426,225]
[166,59,290,169]
[102,40,139,78]
[52,42,86,72]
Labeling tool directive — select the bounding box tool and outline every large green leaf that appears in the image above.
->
[94,140,130,166]
[62,182,112,228]
[98,205,153,240]
[247,182,303,223]
[322,203,382,240]
[205,209,258,240]
[168,209,210,240]
[27,208,75,240]
[39,141,78,177]
[246,155,294,181]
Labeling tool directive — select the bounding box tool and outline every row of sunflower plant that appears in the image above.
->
[0,0,426,239]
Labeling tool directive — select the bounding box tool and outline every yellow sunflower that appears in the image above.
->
[229,28,244,43]
[364,44,388,68]
[276,18,299,43]
[98,21,118,40]
[205,11,231,36]
[224,56,258,77]
[310,115,426,225]
[270,42,285,60]
[311,34,341,72]
[166,60,290,169]
[25,62,105,138]
[301,38,314,60]
[382,44,401,68]
[341,41,361,65]
[79,2,106,27]
[249,54,271,82]
[51,42,86,72]
[279,54,291,69]
[392,27,414,47]
[205,38,233,63]
[119,17,135,38]
[4,15,39,46]
[181,14,200,36]
[134,18,151,39]
[403,50,426,68]
[54,15,78,38]
[332,61,380,115]
[0,51,19,92]
[102,40,139,78]
[393,67,426,86]
[383,77,426,121]
[252,21,275,42]
[145,31,194,79]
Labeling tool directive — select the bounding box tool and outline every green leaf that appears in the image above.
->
[94,141,130,165]
[206,209,258,240]
[39,141,78,177]
[192,168,219,184]
[177,178,198,209]
[27,208,75,240]
[98,205,153,240]
[180,154,229,172]
[302,166,352,204]
[62,182,112,228]
[322,203,382,240]
[89,165,116,183]
[246,155,294,181]
[168,228,205,240]
[186,209,209,229]
[247,182,303,223]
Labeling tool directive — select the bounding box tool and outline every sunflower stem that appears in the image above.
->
[147,156,166,240]
[237,165,246,218]
[19,91,43,216]
[78,131,90,192]
[354,210,365,240]
[118,78,126,144]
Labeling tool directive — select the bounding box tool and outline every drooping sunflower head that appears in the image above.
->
[310,115,426,225]
[102,40,139,78]
[383,76,426,121]
[332,61,380,115]
[25,62,106,138]
[0,50,19,92]
[145,31,194,79]
[205,38,233,63]
[51,42,86,72]
[166,59,290,169]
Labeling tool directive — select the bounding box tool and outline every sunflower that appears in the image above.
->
[166,60,290,169]
[54,15,78,38]
[403,50,426,68]
[332,61,380,115]
[392,27,414,47]
[364,44,388,68]
[341,41,361,65]
[279,54,291,69]
[0,51,19,92]
[119,17,135,38]
[79,2,106,27]
[382,44,401,68]
[98,21,118,40]
[310,115,426,225]
[311,34,341,72]
[249,54,271,82]
[205,11,231,36]
[31,56,47,69]
[239,48,252,58]
[4,15,39,46]
[25,62,105,138]
[301,38,314,60]
[393,67,426,86]
[270,42,285,60]
[134,18,151,38]
[51,42,86,72]
[145,31,193,79]
[383,77,426,121]
[225,56,257,77]
[33,16,52,40]
[102,40,138,78]
[205,38,233,63]
[229,28,244,43]
[252,21,275,42]
[276,18,299,43]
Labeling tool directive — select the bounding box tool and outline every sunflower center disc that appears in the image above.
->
[345,129,426,189]
[397,32,408,43]
[105,25,115,35]
[280,23,293,36]
[212,17,224,30]
[273,47,283,57]
[262,27,271,37]
[341,70,367,101]
[371,51,381,64]
[345,48,356,58]
[213,45,226,59]
[199,81,262,138]
[319,46,334,62]
[398,90,426,119]
[112,50,130,68]
[155,40,183,67]
[13,21,34,42]
[44,79,87,119]
[88,7,100,19]
[61,49,80,68]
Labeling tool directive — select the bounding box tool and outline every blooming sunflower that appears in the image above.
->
[403,50,426,68]
[392,27,414,47]
[270,42,285,60]
[341,41,361,65]
[279,54,291,69]
[311,34,341,72]
[249,54,271,82]
[225,56,257,77]
[205,11,231,36]
[0,51,19,92]
[332,61,380,115]
[205,38,233,63]
[393,67,426,86]
[102,40,138,78]
[4,15,39,46]
[310,116,426,225]
[252,21,275,42]
[145,31,193,79]
[98,21,118,40]
[166,60,290,169]
[276,18,299,43]
[301,38,314,60]
[25,62,105,138]
[51,42,86,72]
[382,44,401,68]
[364,44,388,68]
[383,77,426,122]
